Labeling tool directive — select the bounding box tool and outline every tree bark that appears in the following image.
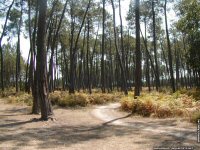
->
[101,0,106,93]
[16,0,23,92]
[37,0,53,120]
[111,0,128,95]
[152,0,160,91]
[134,0,141,98]
[0,0,14,91]
[69,0,91,94]
[32,0,40,114]
[119,0,128,93]
[164,0,175,92]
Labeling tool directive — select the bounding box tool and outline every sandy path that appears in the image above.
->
[0,99,199,150]
[92,103,196,141]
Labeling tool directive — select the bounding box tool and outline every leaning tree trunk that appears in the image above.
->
[37,0,53,120]
[164,0,175,92]
[0,0,14,91]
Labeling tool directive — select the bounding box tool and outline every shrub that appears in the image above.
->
[120,91,200,119]
[6,92,33,106]
[89,93,121,105]
[180,88,200,101]
[156,106,172,118]
[132,100,155,117]
[120,97,133,112]
[57,93,89,107]
[120,97,156,117]
[49,91,62,105]
[190,111,200,123]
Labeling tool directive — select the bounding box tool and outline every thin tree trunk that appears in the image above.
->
[119,0,128,93]
[144,17,151,91]
[111,0,128,95]
[32,0,40,114]
[86,18,91,94]
[69,0,91,94]
[16,0,23,93]
[134,0,141,98]
[152,0,160,91]
[101,0,106,93]
[164,0,175,92]
[0,0,14,91]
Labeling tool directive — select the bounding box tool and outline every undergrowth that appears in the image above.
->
[2,87,200,123]
[2,92,33,106]
[2,90,122,108]
[120,89,200,122]
[49,91,121,107]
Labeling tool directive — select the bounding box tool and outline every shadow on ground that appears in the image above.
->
[0,104,199,150]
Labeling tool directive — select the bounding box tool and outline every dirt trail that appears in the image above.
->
[0,99,199,150]
[92,103,196,140]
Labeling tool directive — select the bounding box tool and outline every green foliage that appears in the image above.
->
[176,0,200,72]
[2,44,26,88]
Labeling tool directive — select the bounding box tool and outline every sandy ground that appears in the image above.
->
[0,99,199,150]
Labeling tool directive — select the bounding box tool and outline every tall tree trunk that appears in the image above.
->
[164,0,175,92]
[90,24,99,90]
[152,0,160,91]
[119,0,128,93]
[48,0,68,92]
[144,17,151,91]
[37,0,53,120]
[69,3,75,93]
[134,0,141,98]
[86,18,91,94]
[25,49,31,93]
[32,0,40,114]
[16,0,23,92]
[78,25,86,91]
[111,0,128,95]
[101,0,106,93]
[0,0,14,91]
[69,0,91,94]
[174,37,180,90]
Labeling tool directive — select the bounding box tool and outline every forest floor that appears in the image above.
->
[0,99,199,150]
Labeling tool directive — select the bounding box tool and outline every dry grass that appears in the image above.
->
[180,88,200,101]
[49,91,122,107]
[3,88,200,123]
[3,92,33,106]
[120,90,200,121]
[2,89,122,108]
